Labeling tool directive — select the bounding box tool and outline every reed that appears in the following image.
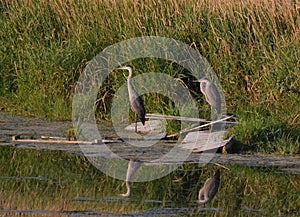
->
[0,0,299,152]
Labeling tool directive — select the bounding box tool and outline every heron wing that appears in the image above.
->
[206,176,220,199]
[127,78,146,124]
[131,95,146,124]
[207,83,221,113]
[207,182,219,199]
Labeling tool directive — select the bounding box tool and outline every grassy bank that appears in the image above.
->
[0,147,299,216]
[0,0,299,153]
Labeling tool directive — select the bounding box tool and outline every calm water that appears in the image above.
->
[0,112,299,216]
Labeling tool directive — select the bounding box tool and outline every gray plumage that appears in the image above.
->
[117,66,146,132]
[196,78,221,114]
[198,169,220,204]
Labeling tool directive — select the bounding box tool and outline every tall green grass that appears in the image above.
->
[0,0,299,152]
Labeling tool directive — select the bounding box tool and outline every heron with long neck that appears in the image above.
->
[195,78,221,115]
[117,66,146,132]
[195,78,225,153]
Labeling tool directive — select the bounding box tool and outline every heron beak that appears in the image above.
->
[123,73,128,79]
[193,78,207,83]
[115,67,127,79]
[193,79,201,83]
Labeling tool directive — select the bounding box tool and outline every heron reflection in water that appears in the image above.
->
[120,159,142,197]
[197,169,220,205]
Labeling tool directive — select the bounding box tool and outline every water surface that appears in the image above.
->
[0,112,299,216]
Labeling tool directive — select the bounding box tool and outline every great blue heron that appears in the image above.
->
[195,78,225,152]
[117,66,146,133]
[195,78,221,114]
[120,159,142,197]
[197,169,220,205]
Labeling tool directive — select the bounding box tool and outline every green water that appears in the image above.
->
[0,146,299,216]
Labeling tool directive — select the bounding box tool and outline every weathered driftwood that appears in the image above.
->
[5,135,300,174]
[12,135,120,144]
[179,131,233,152]
[180,115,234,134]
[145,113,210,123]
[124,120,166,134]
[2,112,299,174]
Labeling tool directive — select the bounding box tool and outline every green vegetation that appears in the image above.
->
[0,0,299,153]
[0,147,299,216]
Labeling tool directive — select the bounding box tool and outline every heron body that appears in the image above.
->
[197,78,221,114]
[196,78,224,150]
[117,66,146,132]
[198,169,220,204]
[120,159,142,197]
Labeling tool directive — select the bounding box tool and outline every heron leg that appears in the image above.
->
[135,114,137,133]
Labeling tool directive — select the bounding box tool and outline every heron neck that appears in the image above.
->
[197,199,207,204]
[127,68,133,78]
[126,68,133,88]
[125,181,130,196]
